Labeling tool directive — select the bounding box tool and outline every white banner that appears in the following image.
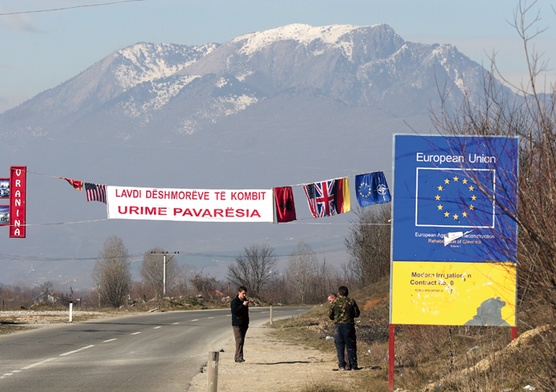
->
[107,186,274,222]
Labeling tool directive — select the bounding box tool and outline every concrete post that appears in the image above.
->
[207,351,219,392]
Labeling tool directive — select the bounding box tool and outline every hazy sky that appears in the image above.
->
[1,0,555,113]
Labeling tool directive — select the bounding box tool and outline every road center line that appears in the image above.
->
[103,338,117,343]
[22,357,56,370]
[60,345,95,357]
[131,331,141,335]
[154,326,162,329]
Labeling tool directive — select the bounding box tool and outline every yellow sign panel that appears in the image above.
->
[391,261,516,326]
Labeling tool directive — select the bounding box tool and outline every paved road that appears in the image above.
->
[0,306,308,392]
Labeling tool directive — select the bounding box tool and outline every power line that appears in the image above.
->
[0,0,144,16]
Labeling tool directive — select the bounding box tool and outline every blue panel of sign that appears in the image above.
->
[392,135,518,262]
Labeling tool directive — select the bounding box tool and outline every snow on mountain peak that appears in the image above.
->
[114,42,216,91]
[233,23,373,56]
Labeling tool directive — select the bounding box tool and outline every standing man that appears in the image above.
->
[231,285,249,363]
[329,285,360,371]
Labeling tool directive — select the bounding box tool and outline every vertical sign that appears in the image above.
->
[390,135,518,326]
[9,166,27,238]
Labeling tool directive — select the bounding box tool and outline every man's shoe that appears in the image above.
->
[235,358,245,363]
[351,366,362,370]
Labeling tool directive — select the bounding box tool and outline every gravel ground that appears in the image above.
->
[0,310,107,324]
[187,324,358,392]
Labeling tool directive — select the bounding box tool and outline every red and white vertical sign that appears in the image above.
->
[9,166,26,238]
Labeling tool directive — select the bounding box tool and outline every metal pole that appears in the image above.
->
[207,351,219,392]
[163,254,167,297]
[69,302,73,323]
[388,324,395,391]
[269,306,273,325]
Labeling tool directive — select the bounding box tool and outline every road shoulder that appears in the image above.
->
[188,323,357,392]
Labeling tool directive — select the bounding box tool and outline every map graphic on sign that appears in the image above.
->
[415,168,496,228]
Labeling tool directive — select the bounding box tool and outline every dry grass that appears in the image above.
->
[269,277,555,392]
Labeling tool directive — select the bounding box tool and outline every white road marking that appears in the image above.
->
[22,357,56,370]
[103,338,117,343]
[60,345,95,357]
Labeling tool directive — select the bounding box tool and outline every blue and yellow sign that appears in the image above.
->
[390,135,518,326]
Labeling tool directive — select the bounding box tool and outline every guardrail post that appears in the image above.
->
[269,306,273,325]
[207,351,219,392]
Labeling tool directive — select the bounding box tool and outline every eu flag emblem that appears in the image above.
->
[415,168,495,228]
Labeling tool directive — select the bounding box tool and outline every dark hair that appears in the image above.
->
[338,286,349,296]
[238,285,247,293]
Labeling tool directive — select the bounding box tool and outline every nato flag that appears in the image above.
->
[355,171,391,207]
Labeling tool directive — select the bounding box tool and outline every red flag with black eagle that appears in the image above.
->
[274,186,296,223]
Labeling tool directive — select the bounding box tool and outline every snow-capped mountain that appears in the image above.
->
[1,23,490,141]
[0,24,510,289]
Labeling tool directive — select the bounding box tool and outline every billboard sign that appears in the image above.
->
[390,135,518,326]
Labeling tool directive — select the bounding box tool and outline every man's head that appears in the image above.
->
[327,293,337,303]
[238,286,247,300]
[338,286,349,297]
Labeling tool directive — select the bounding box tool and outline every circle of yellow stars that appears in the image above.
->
[435,175,477,221]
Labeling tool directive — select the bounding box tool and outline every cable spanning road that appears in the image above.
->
[0,306,308,392]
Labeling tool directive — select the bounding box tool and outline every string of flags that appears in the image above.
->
[61,171,391,223]
[274,172,391,222]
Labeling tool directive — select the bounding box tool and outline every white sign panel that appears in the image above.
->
[107,186,274,222]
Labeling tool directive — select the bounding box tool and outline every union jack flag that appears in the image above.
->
[303,180,338,218]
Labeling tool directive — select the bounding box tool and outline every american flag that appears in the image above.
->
[85,183,107,204]
[303,180,337,218]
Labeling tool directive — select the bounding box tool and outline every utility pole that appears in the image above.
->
[151,251,179,298]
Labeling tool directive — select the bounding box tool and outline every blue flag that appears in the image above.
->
[415,168,495,228]
[355,172,391,207]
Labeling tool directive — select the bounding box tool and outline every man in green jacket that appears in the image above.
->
[328,286,360,370]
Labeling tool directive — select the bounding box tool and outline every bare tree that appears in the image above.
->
[93,236,132,308]
[190,271,218,298]
[345,205,391,286]
[140,248,179,299]
[227,244,277,298]
[286,241,318,304]
[431,1,555,388]
[173,264,196,296]
[282,242,344,304]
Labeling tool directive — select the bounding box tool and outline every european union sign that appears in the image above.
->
[392,135,518,263]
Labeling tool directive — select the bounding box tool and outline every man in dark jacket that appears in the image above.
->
[328,285,360,370]
[231,285,249,363]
